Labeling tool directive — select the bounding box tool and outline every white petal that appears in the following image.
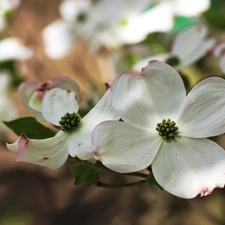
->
[59,0,91,23]
[0,70,11,93]
[152,137,225,199]
[173,0,210,16]
[82,87,119,132]
[68,129,94,160]
[68,87,119,160]
[92,121,162,173]
[0,94,17,131]
[219,56,225,74]
[42,88,79,126]
[177,77,225,138]
[48,76,81,102]
[91,0,151,28]
[173,26,207,56]
[178,38,215,69]
[0,37,33,61]
[7,131,70,169]
[172,26,215,68]
[132,53,170,73]
[18,81,46,121]
[116,2,173,44]
[112,60,186,131]
[42,19,76,59]
[213,43,225,57]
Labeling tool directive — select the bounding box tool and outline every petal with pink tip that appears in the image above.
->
[112,60,186,131]
[177,77,225,138]
[92,121,162,173]
[152,137,225,199]
[18,77,80,121]
[6,131,70,169]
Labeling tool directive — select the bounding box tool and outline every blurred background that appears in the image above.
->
[1,0,225,224]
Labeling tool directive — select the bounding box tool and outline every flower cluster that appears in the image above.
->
[6,60,225,199]
[41,0,210,58]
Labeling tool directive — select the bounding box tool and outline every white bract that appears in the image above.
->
[43,0,174,58]
[133,25,215,72]
[213,43,225,74]
[7,86,119,169]
[0,37,33,62]
[0,0,20,31]
[158,0,210,17]
[92,60,225,199]
[18,76,80,121]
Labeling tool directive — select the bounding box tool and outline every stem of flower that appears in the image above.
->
[124,172,148,178]
[96,179,146,188]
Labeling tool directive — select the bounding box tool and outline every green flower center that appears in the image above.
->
[59,112,81,132]
[165,55,181,67]
[156,119,179,140]
[77,12,88,23]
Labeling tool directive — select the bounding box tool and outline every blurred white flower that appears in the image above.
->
[42,20,76,59]
[0,37,33,62]
[133,25,215,72]
[164,0,210,17]
[42,0,210,58]
[0,0,20,32]
[42,0,156,58]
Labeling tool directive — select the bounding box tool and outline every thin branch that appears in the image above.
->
[96,180,146,188]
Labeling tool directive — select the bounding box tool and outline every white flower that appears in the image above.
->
[7,86,119,169]
[0,0,20,32]
[95,0,210,48]
[0,38,33,62]
[133,25,215,72]
[98,2,174,47]
[42,19,76,59]
[92,60,225,199]
[42,0,153,58]
[18,76,80,122]
[0,71,17,131]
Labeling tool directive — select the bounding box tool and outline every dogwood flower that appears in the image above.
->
[18,76,80,121]
[133,25,215,72]
[7,85,119,169]
[0,0,20,32]
[92,60,225,199]
[42,0,155,58]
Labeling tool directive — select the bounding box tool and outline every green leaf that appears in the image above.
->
[146,173,163,191]
[3,117,56,139]
[171,16,198,32]
[203,8,225,30]
[70,161,99,186]
[124,52,139,67]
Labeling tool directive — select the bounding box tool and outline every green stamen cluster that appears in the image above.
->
[165,56,181,67]
[156,119,179,140]
[59,113,81,132]
[77,12,88,23]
